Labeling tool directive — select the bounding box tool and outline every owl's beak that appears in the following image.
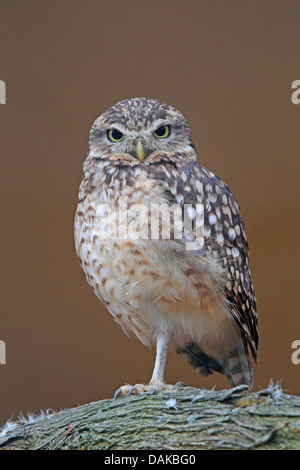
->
[136,140,145,163]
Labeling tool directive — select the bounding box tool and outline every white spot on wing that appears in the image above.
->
[208,192,217,203]
[208,213,217,225]
[232,247,240,258]
[196,180,203,194]
[187,206,196,220]
[216,232,224,244]
[228,228,236,240]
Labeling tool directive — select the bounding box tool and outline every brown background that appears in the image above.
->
[1,0,299,427]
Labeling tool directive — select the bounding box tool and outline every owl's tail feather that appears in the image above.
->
[222,336,253,388]
[176,337,253,389]
[175,342,224,378]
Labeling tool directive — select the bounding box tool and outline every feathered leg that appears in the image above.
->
[114,332,173,398]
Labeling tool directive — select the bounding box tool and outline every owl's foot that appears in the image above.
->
[114,382,174,399]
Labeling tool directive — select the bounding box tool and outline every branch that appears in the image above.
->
[1,382,300,450]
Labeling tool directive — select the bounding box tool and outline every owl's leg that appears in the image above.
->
[114,332,173,398]
[149,331,171,387]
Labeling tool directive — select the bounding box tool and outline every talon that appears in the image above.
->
[114,382,174,398]
[175,381,187,388]
[114,387,123,399]
[114,384,132,398]
[128,385,138,396]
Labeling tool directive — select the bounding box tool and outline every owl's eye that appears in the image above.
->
[154,125,171,139]
[107,129,124,142]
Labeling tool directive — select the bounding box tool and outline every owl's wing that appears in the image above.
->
[146,159,258,361]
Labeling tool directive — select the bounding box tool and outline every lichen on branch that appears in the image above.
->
[1,382,300,450]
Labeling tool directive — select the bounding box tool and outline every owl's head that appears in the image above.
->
[87,97,195,164]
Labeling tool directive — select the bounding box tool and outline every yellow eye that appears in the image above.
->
[154,125,170,139]
[107,129,124,142]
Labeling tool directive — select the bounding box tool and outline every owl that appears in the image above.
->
[74,97,258,396]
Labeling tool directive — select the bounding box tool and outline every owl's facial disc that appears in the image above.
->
[134,125,171,162]
[88,97,194,164]
[99,120,175,163]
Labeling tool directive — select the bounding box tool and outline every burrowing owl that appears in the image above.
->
[74,97,258,395]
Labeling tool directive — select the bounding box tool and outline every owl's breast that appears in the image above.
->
[75,182,229,346]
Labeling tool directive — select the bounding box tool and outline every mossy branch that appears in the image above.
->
[1,383,300,450]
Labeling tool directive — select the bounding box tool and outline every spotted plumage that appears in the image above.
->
[74,97,258,393]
